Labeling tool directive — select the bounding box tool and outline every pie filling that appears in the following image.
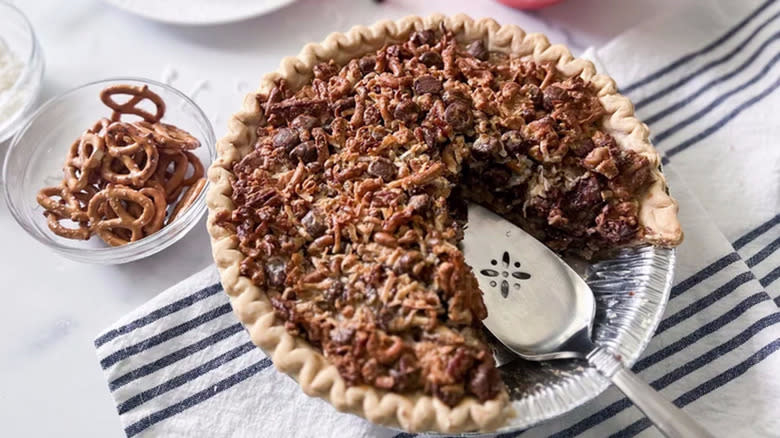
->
[223,27,654,406]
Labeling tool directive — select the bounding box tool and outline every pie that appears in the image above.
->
[206,15,682,433]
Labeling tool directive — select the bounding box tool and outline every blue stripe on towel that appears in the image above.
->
[95,283,222,348]
[117,341,257,414]
[545,312,780,438]
[651,39,780,140]
[622,0,777,94]
[100,303,233,369]
[665,78,780,158]
[109,323,244,391]
[124,358,273,437]
[610,337,780,438]
[633,10,779,110]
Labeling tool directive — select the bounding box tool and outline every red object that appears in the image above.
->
[497,0,563,10]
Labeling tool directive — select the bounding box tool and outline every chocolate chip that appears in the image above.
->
[290,141,318,163]
[358,56,376,75]
[523,83,543,107]
[569,175,602,209]
[301,210,327,237]
[433,384,465,407]
[419,51,444,69]
[444,101,473,132]
[471,135,502,159]
[407,194,429,212]
[265,258,287,287]
[273,128,300,151]
[442,89,470,105]
[410,29,435,46]
[368,156,396,182]
[394,100,420,125]
[542,85,567,110]
[570,136,595,157]
[386,44,412,59]
[332,96,355,116]
[291,114,318,131]
[413,75,442,95]
[501,130,529,156]
[421,126,438,148]
[466,40,488,61]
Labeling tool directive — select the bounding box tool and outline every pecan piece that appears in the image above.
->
[583,146,619,179]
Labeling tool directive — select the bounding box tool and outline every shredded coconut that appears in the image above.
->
[0,38,25,126]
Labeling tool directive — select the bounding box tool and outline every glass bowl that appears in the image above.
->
[3,78,216,264]
[0,1,44,143]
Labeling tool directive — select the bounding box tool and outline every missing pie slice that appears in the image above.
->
[206,15,682,433]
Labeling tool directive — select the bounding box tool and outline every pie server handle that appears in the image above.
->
[590,348,715,438]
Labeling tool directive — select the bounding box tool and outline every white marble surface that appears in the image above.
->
[0,0,677,436]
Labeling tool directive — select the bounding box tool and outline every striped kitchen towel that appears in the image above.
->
[595,0,780,305]
[95,1,780,436]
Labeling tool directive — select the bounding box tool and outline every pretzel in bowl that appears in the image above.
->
[63,133,105,191]
[100,84,166,123]
[88,185,156,246]
[37,184,97,240]
[104,122,148,156]
[154,150,205,202]
[100,137,159,186]
[88,117,111,136]
[36,83,207,247]
[169,178,206,223]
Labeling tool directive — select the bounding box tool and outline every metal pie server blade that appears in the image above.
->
[462,203,713,438]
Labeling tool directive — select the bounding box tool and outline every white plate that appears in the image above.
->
[103,0,297,25]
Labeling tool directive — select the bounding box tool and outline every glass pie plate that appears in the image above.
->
[437,245,675,435]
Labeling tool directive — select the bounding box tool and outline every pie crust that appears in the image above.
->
[206,14,682,433]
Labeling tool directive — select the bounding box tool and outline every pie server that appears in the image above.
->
[462,204,714,438]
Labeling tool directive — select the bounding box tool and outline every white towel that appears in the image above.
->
[594,0,780,302]
[95,1,780,436]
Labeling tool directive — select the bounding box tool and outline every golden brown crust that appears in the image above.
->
[206,14,682,433]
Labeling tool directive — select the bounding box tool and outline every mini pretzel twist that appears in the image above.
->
[88,118,111,136]
[154,150,205,202]
[88,185,156,246]
[104,121,148,157]
[37,185,97,240]
[44,211,91,240]
[127,120,200,151]
[100,84,166,123]
[127,180,167,235]
[181,151,205,186]
[154,151,187,201]
[63,133,106,191]
[100,138,159,186]
[168,177,206,223]
[153,123,201,150]
[37,184,96,222]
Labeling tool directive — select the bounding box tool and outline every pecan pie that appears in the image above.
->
[207,15,682,433]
